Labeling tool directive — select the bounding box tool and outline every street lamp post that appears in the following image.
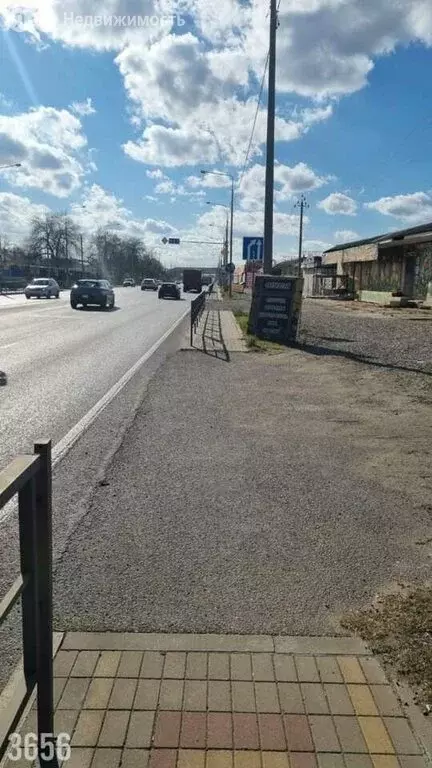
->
[0,163,22,170]
[201,170,234,297]
[206,202,229,278]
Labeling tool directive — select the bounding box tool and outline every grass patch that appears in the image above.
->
[342,585,432,709]
[233,310,285,353]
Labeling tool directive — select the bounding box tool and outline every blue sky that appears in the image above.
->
[1,0,432,267]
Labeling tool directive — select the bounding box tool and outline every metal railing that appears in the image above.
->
[190,290,207,345]
[0,440,58,766]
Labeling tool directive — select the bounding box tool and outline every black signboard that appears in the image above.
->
[248,274,303,343]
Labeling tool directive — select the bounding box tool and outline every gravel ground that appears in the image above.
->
[53,320,432,635]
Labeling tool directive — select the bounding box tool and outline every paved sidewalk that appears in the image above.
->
[5,633,430,768]
[189,307,247,355]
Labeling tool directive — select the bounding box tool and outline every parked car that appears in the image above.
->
[158,282,181,300]
[70,279,115,310]
[141,278,158,291]
[25,277,60,299]
[123,278,135,287]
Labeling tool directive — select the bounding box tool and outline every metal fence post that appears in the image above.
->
[18,478,38,686]
[34,440,57,766]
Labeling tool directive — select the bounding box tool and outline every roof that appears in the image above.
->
[324,221,432,254]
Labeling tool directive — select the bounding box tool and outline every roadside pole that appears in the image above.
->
[263,0,277,274]
[295,194,309,276]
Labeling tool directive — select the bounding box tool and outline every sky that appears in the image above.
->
[1,0,432,268]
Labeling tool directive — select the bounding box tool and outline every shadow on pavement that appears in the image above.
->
[296,340,431,377]
[197,309,230,363]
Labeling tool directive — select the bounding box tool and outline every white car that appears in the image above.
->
[123,278,135,287]
[25,278,60,299]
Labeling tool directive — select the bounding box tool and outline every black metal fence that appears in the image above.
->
[0,440,58,766]
[190,290,207,345]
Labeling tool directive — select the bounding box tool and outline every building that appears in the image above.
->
[323,222,432,304]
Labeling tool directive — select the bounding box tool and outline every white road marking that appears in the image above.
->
[0,342,18,350]
[0,305,190,526]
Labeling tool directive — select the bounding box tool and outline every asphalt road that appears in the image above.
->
[0,287,191,468]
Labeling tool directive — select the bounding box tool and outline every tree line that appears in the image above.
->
[0,212,168,285]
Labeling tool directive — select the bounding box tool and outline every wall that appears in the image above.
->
[406,243,432,299]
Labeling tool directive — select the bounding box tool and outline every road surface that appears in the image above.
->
[0,287,191,468]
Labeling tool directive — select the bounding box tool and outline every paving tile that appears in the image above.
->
[398,759,429,768]
[232,681,256,712]
[255,682,280,713]
[55,708,79,736]
[258,714,286,750]
[72,710,104,747]
[273,655,297,682]
[384,718,422,755]
[54,650,78,677]
[98,711,129,747]
[360,658,388,685]
[141,652,165,678]
[93,651,121,678]
[322,684,353,715]
[289,755,318,768]
[233,751,261,768]
[186,652,207,679]
[338,657,366,684]
[163,652,186,679]
[159,679,184,710]
[84,678,114,709]
[58,677,91,709]
[148,749,177,768]
[283,714,314,752]
[371,759,401,768]
[180,712,206,749]
[208,653,230,680]
[135,679,161,709]
[278,682,304,714]
[153,711,181,748]
[109,678,137,709]
[184,680,207,711]
[126,712,155,749]
[54,676,68,707]
[262,753,289,768]
[348,685,379,716]
[233,713,259,749]
[208,681,231,711]
[121,749,150,768]
[252,653,275,681]
[316,657,343,684]
[309,715,340,752]
[334,715,368,753]
[317,755,345,768]
[207,712,233,749]
[358,718,395,754]
[117,651,143,677]
[344,757,374,768]
[91,748,122,767]
[300,684,329,714]
[177,750,206,768]
[295,657,319,683]
[66,747,94,768]
[231,654,252,681]
[206,750,233,767]
[371,686,403,717]
[71,651,100,677]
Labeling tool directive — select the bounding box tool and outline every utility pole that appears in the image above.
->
[80,234,84,276]
[263,0,278,274]
[229,177,234,297]
[295,194,309,275]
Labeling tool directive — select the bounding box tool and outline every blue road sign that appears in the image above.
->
[242,237,263,261]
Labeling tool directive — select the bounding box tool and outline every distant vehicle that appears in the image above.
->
[202,274,213,286]
[70,279,115,310]
[141,278,158,291]
[158,282,181,300]
[123,277,135,287]
[25,277,60,300]
[183,269,202,293]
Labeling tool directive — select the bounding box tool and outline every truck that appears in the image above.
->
[201,273,213,286]
[182,268,202,293]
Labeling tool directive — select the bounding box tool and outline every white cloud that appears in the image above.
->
[239,162,328,211]
[146,168,166,179]
[318,192,357,215]
[123,123,219,167]
[334,229,360,242]
[187,173,232,189]
[0,106,91,197]
[0,192,49,243]
[70,97,96,116]
[365,192,432,223]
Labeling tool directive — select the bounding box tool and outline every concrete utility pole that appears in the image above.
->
[295,194,309,275]
[80,234,84,275]
[263,0,278,274]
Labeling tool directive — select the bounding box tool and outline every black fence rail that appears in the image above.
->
[190,290,207,346]
[0,440,58,766]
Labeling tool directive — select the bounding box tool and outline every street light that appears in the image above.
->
[0,163,22,170]
[201,170,234,297]
[206,202,229,272]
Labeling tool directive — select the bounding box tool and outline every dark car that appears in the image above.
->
[158,282,181,300]
[70,279,115,310]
